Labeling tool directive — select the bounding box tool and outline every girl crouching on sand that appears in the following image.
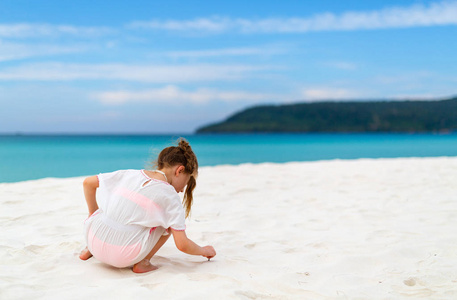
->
[79,138,216,273]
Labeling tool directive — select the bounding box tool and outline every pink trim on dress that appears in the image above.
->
[169,227,186,232]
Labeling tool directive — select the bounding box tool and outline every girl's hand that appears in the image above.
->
[202,246,216,259]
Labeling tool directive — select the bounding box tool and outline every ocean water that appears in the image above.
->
[1,133,457,183]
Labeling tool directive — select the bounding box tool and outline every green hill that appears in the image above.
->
[196,97,457,133]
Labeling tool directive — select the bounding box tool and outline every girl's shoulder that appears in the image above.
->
[99,169,139,176]
[98,169,142,185]
[141,178,180,202]
[145,180,178,198]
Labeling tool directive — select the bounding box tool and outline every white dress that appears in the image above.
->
[83,169,186,268]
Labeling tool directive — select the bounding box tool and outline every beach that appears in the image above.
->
[1,157,457,299]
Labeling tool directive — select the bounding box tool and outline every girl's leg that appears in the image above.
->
[132,234,171,273]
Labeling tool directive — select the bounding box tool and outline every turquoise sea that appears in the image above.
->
[1,133,457,183]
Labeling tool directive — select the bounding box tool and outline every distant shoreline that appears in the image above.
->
[197,97,457,133]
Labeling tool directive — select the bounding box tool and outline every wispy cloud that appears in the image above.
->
[0,40,88,62]
[128,1,457,34]
[93,85,275,105]
[128,17,231,33]
[0,62,270,82]
[166,46,285,58]
[301,88,360,101]
[0,23,113,39]
[323,61,358,71]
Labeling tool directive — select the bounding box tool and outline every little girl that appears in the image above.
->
[79,138,216,273]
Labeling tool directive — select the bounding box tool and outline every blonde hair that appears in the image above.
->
[156,138,198,218]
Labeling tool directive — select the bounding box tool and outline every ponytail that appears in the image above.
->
[183,175,196,218]
[156,138,198,218]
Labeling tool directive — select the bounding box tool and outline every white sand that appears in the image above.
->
[1,157,457,299]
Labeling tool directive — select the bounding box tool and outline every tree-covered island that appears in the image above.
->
[196,97,457,133]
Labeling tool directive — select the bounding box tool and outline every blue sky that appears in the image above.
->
[1,0,456,133]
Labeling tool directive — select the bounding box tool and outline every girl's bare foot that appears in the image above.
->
[79,247,93,260]
[132,259,158,273]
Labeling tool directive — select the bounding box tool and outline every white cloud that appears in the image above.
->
[128,1,457,33]
[301,88,360,101]
[0,62,269,82]
[93,85,274,105]
[128,17,232,33]
[0,23,113,38]
[323,61,358,71]
[0,40,87,62]
[166,46,284,58]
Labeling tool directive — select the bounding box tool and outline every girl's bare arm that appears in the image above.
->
[83,176,99,216]
[170,229,216,259]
